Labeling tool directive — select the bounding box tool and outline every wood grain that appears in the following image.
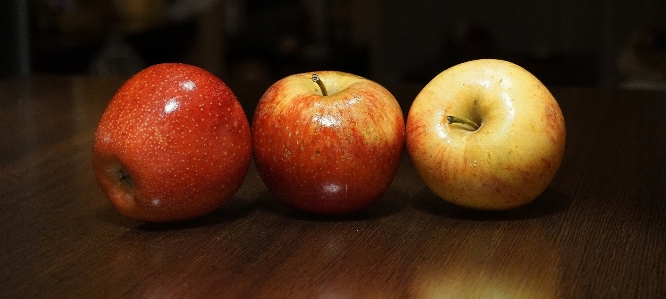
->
[0,77,664,298]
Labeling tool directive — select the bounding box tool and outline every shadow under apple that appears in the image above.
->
[411,186,571,221]
[257,187,409,222]
[94,191,262,231]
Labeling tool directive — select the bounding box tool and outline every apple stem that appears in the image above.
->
[446,115,480,130]
[312,74,328,96]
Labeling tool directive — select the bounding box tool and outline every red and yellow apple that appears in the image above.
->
[92,63,252,222]
[406,59,566,210]
[251,71,405,214]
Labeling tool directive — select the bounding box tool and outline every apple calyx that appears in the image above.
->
[446,115,480,131]
[118,167,134,188]
[312,74,328,96]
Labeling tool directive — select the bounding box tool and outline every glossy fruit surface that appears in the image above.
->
[92,63,251,222]
[406,59,566,210]
[252,71,405,214]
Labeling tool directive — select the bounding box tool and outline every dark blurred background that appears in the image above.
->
[2,0,666,89]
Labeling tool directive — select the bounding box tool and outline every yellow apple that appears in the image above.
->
[406,59,566,210]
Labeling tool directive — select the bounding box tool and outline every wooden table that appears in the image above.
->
[1,76,665,298]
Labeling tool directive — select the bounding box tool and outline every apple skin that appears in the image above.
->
[251,71,405,215]
[406,59,566,210]
[92,63,252,222]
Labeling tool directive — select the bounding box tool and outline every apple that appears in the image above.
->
[251,71,405,215]
[92,63,252,222]
[406,59,566,210]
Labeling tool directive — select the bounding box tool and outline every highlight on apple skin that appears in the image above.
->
[251,71,405,215]
[406,59,566,210]
[92,63,252,222]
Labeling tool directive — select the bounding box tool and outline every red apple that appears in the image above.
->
[251,71,405,215]
[92,63,252,222]
[406,59,566,210]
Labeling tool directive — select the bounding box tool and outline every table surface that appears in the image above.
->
[1,76,665,298]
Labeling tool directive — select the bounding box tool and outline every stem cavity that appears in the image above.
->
[446,115,481,131]
[312,74,328,96]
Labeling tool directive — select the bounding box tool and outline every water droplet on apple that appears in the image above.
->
[180,80,196,91]
[313,114,341,127]
[346,95,361,107]
[164,98,180,114]
[323,183,341,194]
